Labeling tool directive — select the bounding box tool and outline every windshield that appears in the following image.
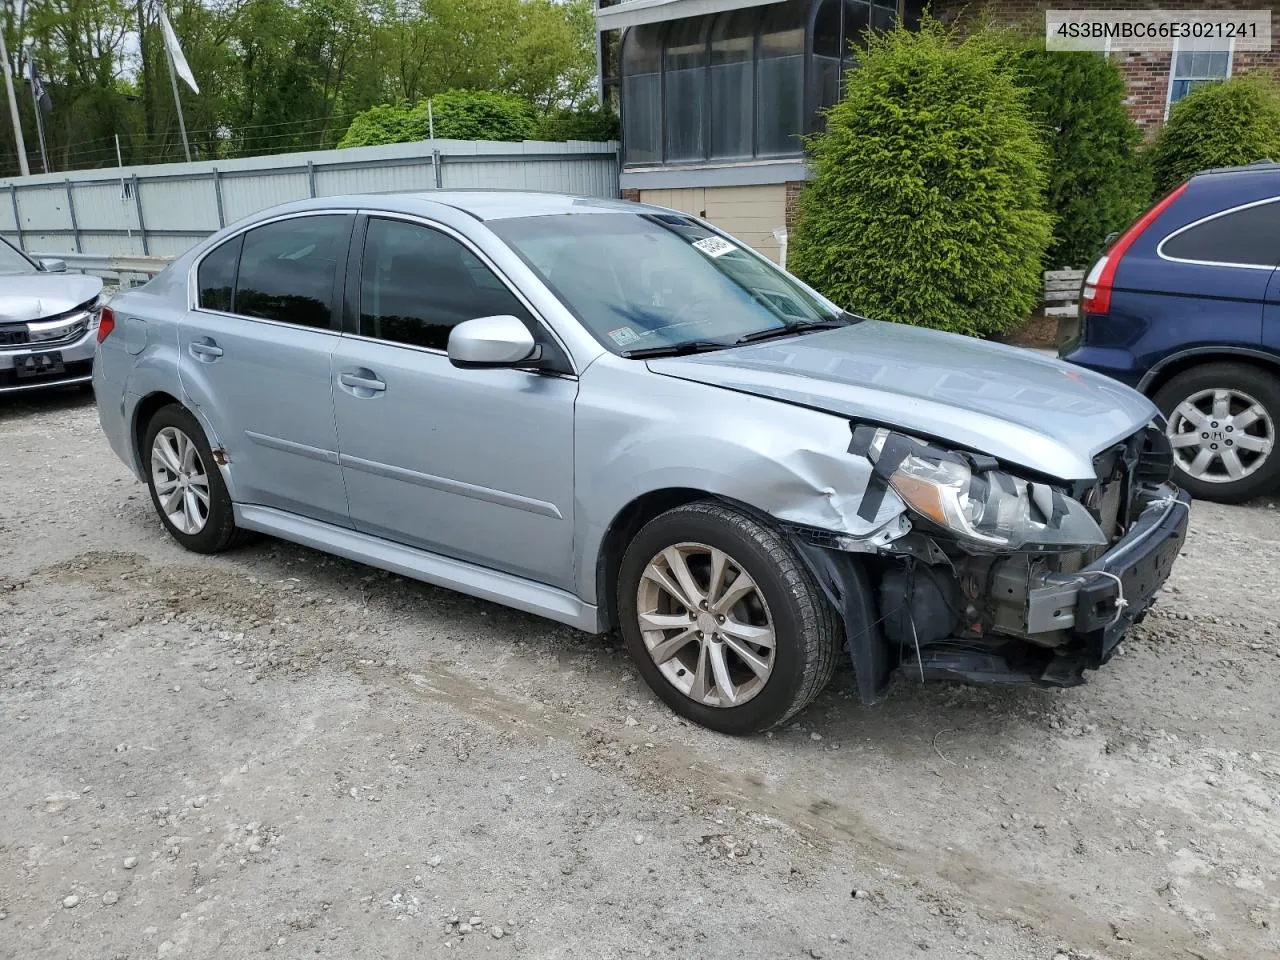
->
[0,238,38,276]
[489,212,841,354]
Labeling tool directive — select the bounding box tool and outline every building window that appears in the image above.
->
[709,12,755,160]
[755,3,808,158]
[1166,38,1232,115]
[664,19,710,162]
[621,25,663,165]
[617,0,900,168]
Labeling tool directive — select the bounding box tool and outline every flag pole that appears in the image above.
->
[164,41,191,162]
[25,49,49,174]
[0,27,30,177]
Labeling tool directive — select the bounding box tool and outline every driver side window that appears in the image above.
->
[359,218,532,351]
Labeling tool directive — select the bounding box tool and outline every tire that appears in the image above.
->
[142,404,251,553]
[1153,363,1280,504]
[616,500,842,735]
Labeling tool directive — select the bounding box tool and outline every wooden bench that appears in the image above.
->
[1043,268,1085,318]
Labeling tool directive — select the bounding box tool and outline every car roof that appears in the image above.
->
[1191,160,1280,181]
[254,190,661,224]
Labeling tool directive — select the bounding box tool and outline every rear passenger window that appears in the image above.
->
[358,217,532,351]
[197,235,240,312]
[233,215,351,328]
[1162,199,1280,268]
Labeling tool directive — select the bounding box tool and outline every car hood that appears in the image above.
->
[646,320,1157,481]
[0,273,103,323]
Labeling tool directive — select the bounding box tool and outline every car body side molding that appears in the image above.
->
[233,504,600,631]
[338,452,564,519]
[245,430,341,465]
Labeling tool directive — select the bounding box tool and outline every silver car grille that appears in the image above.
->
[0,308,93,351]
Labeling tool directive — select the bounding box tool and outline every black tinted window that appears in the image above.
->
[234,215,350,328]
[359,218,531,350]
[197,235,240,312]
[1162,199,1280,267]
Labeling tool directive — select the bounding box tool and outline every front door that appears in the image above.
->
[331,215,577,589]
[179,213,353,527]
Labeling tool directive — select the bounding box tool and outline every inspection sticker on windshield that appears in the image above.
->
[608,326,642,347]
[692,236,736,258]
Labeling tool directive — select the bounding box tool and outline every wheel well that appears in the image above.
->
[1144,352,1280,398]
[131,391,183,468]
[594,487,715,633]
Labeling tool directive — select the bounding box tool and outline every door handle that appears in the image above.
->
[188,337,223,361]
[339,371,386,393]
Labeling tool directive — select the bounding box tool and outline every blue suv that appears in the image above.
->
[1061,161,1280,503]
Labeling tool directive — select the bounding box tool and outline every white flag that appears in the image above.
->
[159,6,200,95]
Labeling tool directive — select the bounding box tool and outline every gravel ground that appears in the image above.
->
[2,389,1279,960]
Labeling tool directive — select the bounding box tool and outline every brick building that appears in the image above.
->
[932,0,1280,134]
[596,0,1279,260]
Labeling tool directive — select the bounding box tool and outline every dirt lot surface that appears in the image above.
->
[3,391,1279,960]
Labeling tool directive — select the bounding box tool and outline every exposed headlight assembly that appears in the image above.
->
[851,426,1106,552]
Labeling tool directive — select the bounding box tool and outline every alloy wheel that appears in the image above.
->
[1167,388,1275,484]
[151,426,212,535]
[635,542,776,708]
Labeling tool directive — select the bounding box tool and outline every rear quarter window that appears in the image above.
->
[1161,198,1280,268]
[197,235,241,312]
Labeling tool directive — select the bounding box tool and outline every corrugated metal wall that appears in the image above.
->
[0,139,619,259]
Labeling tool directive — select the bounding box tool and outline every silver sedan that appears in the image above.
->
[93,192,1189,734]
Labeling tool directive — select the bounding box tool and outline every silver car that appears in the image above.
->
[2,238,104,394]
[94,193,1190,734]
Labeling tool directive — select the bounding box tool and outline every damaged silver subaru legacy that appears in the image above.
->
[94,193,1190,735]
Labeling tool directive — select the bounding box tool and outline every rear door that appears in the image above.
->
[330,214,577,589]
[1265,266,1280,356]
[179,212,354,527]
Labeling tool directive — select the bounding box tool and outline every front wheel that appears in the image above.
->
[1154,363,1280,503]
[616,500,842,735]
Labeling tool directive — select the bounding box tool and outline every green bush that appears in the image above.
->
[789,21,1052,337]
[533,105,620,142]
[339,90,537,147]
[337,103,422,148]
[1149,74,1280,195]
[1017,44,1147,269]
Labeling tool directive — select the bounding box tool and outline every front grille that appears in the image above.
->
[0,311,92,352]
[0,324,29,347]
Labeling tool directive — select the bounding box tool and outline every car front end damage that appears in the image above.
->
[788,422,1190,703]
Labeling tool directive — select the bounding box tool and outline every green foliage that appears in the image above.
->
[533,105,620,142]
[334,103,423,148]
[1017,44,1147,269]
[1149,74,1280,196]
[789,20,1052,337]
[338,91,536,147]
[0,0,597,176]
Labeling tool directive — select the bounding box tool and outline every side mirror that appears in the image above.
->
[447,315,538,369]
[39,257,67,273]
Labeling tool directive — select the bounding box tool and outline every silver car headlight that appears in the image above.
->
[856,428,1106,552]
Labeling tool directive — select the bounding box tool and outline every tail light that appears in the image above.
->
[96,306,116,343]
[1081,182,1190,316]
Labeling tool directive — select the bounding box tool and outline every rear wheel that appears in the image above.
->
[616,500,841,735]
[1154,363,1280,503]
[143,404,251,553]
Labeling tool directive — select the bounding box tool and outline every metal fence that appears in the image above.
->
[1,138,620,262]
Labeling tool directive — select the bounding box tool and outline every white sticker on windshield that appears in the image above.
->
[608,326,641,346]
[692,236,736,258]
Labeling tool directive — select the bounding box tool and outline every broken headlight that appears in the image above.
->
[854,427,1106,552]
